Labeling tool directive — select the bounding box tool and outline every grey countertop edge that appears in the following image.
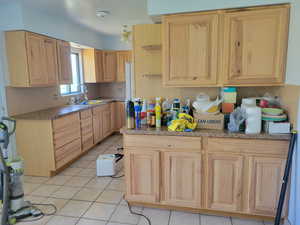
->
[120,128,291,140]
[13,99,124,120]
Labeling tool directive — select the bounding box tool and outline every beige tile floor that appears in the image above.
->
[17,134,273,225]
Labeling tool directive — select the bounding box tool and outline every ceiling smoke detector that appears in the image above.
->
[96,10,110,18]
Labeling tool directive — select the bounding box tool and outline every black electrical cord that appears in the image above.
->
[123,195,151,225]
[16,203,57,223]
[111,174,125,178]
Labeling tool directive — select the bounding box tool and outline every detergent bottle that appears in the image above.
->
[141,99,147,127]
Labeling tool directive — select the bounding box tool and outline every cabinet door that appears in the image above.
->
[57,40,72,84]
[162,151,202,208]
[110,102,117,132]
[26,33,47,86]
[163,13,218,87]
[103,51,117,82]
[102,106,112,138]
[117,51,131,82]
[44,37,58,85]
[115,102,125,131]
[249,157,285,216]
[222,7,289,85]
[96,50,104,82]
[206,153,243,212]
[92,108,103,144]
[125,148,160,203]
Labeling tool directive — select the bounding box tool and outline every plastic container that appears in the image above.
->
[141,99,147,126]
[155,97,162,128]
[245,106,262,134]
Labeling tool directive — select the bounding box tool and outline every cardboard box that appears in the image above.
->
[194,112,225,130]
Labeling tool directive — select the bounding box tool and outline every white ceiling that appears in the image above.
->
[17,0,153,36]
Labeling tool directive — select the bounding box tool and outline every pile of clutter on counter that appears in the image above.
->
[126,87,290,134]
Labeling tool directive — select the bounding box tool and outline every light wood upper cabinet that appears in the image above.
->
[117,50,132,82]
[133,24,162,77]
[162,151,202,208]
[26,33,48,86]
[5,31,59,87]
[125,148,160,203]
[163,13,219,87]
[206,153,243,212]
[220,6,289,86]
[248,157,286,216]
[103,50,117,82]
[44,37,59,85]
[57,40,72,84]
[82,49,104,83]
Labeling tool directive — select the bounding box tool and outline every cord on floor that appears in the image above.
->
[16,203,57,223]
[123,195,152,225]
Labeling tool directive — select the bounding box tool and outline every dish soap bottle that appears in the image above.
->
[155,97,162,128]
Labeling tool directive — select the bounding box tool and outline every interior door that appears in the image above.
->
[103,51,117,82]
[206,153,243,212]
[26,33,47,86]
[163,13,219,86]
[249,157,286,216]
[57,40,72,84]
[44,37,58,85]
[125,148,160,203]
[162,151,202,208]
[222,7,289,85]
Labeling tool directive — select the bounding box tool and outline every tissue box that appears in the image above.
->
[194,112,224,130]
[264,121,290,134]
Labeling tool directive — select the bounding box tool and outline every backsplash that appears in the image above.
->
[98,82,125,100]
[6,83,102,116]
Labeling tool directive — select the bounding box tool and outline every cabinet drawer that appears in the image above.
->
[207,138,289,155]
[55,138,81,167]
[80,109,92,119]
[53,113,80,131]
[53,123,81,148]
[124,135,202,150]
[92,105,103,115]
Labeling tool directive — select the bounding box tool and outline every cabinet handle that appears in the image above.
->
[167,144,172,147]
[193,77,197,80]
[236,41,241,47]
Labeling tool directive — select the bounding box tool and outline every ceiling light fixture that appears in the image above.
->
[121,25,132,43]
[96,10,110,18]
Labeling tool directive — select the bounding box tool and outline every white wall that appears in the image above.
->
[147,0,300,86]
[102,34,132,50]
[20,3,104,49]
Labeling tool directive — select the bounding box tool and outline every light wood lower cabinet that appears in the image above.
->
[248,157,286,216]
[124,135,289,219]
[80,109,94,152]
[125,148,160,203]
[162,151,202,208]
[206,153,243,212]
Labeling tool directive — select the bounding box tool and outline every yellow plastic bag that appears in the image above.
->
[168,113,197,132]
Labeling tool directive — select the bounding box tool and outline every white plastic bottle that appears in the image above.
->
[245,106,262,134]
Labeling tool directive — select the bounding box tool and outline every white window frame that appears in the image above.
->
[60,47,84,96]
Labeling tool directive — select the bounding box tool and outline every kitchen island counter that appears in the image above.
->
[121,127,290,140]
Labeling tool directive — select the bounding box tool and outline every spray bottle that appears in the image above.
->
[141,99,147,127]
[134,99,142,129]
[155,97,162,128]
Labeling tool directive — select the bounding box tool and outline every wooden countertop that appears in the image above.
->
[121,127,291,140]
[13,99,124,120]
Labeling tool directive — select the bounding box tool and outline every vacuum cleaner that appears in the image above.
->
[0,117,43,225]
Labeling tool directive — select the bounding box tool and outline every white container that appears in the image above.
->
[96,154,122,176]
[245,106,262,134]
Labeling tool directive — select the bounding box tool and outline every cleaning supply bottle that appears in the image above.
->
[126,100,135,129]
[134,99,142,129]
[141,99,147,127]
[155,97,162,128]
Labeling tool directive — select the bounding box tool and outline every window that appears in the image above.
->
[60,48,83,95]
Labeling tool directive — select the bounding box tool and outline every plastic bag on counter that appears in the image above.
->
[192,93,222,114]
[228,107,246,133]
